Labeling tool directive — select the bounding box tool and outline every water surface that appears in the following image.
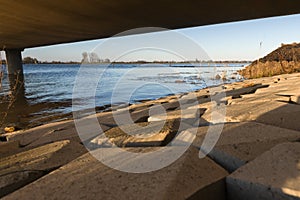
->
[0,63,246,130]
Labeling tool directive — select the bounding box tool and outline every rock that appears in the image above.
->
[215,74,221,80]
[175,79,186,83]
[221,71,227,80]
[4,127,15,133]
[88,134,114,149]
[226,142,300,200]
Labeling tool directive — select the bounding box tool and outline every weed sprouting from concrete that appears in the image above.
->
[0,51,25,132]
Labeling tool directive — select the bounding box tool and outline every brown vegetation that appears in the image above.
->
[239,43,300,79]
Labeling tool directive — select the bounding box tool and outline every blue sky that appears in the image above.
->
[23,14,300,62]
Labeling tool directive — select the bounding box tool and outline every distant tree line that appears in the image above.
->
[1,55,251,65]
[80,52,251,64]
[23,57,40,64]
[81,52,110,63]
[22,57,79,64]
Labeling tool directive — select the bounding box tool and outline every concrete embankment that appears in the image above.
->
[1,73,300,199]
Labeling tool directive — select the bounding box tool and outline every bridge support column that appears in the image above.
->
[4,48,26,106]
[5,49,24,75]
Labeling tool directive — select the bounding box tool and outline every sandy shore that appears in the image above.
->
[1,72,300,199]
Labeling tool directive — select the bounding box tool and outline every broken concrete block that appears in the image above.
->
[225,84,269,99]
[3,146,228,200]
[161,101,180,111]
[0,140,87,198]
[291,95,300,104]
[129,107,150,123]
[97,108,150,127]
[255,103,300,131]
[0,170,45,198]
[2,120,74,147]
[193,122,300,172]
[0,140,86,176]
[225,100,285,123]
[0,141,20,157]
[148,108,203,124]
[226,142,300,200]
[89,120,181,148]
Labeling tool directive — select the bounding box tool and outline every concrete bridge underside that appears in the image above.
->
[1,0,300,74]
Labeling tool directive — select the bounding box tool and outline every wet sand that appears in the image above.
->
[0,99,74,132]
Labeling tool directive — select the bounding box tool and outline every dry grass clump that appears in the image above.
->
[240,61,300,79]
[239,43,300,79]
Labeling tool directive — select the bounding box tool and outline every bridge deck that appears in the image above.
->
[1,0,300,49]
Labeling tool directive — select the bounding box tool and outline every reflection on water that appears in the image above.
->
[0,63,246,131]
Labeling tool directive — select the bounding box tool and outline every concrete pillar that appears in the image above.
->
[5,49,24,75]
[2,49,27,128]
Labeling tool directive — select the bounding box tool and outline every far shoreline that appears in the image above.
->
[14,58,251,65]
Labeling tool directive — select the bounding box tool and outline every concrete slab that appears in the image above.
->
[26,126,81,148]
[0,141,20,158]
[224,74,300,131]
[95,112,118,127]
[0,140,86,176]
[225,83,269,99]
[198,101,226,125]
[161,100,180,111]
[89,120,181,148]
[3,146,228,200]
[129,108,150,123]
[97,108,150,126]
[2,120,74,147]
[291,95,300,104]
[128,102,154,111]
[148,108,204,125]
[191,85,274,125]
[0,170,45,198]
[226,142,300,200]
[2,115,112,149]
[225,100,287,123]
[0,140,87,197]
[193,122,300,172]
[256,103,300,131]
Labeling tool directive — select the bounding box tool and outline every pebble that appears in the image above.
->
[4,126,15,133]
